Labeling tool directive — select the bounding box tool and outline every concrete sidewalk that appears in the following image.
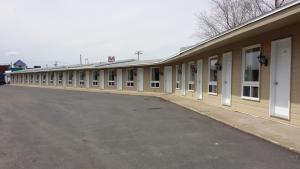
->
[13,85,300,153]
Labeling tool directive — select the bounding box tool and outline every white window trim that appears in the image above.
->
[92,71,99,86]
[175,65,181,90]
[68,72,73,84]
[79,71,85,85]
[35,75,39,83]
[208,56,218,95]
[241,44,261,101]
[108,70,115,86]
[150,67,160,88]
[42,75,46,83]
[126,69,134,87]
[187,61,195,91]
[58,73,63,84]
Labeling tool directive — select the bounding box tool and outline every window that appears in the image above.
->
[208,56,218,95]
[79,71,85,85]
[42,74,46,83]
[126,69,134,87]
[50,73,54,84]
[108,70,115,86]
[68,72,73,84]
[188,62,195,91]
[176,65,182,89]
[30,74,34,83]
[242,45,260,100]
[58,72,63,84]
[150,67,160,88]
[92,71,99,86]
[25,75,28,83]
[36,74,40,83]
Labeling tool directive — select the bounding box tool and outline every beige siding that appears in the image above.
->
[170,22,300,126]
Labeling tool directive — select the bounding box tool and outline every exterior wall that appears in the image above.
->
[171,22,300,126]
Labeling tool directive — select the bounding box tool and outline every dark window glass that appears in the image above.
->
[210,58,218,82]
[244,47,260,82]
[243,86,251,97]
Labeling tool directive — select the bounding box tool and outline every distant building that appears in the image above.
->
[13,60,27,69]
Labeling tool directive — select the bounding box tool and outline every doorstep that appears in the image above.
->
[11,84,300,153]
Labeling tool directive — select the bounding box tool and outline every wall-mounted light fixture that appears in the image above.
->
[257,52,268,66]
[215,62,222,71]
[160,71,164,76]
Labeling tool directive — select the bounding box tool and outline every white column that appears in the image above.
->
[22,74,25,84]
[73,71,77,88]
[63,72,67,88]
[85,70,90,88]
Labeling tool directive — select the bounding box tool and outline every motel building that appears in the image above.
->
[9,2,300,127]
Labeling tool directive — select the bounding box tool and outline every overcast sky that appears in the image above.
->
[0,0,210,67]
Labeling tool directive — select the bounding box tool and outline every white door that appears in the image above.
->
[181,63,186,96]
[270,37,291,119]
[164,66,172,93]
[100,70,104,89]
[222,52,232,106]
[197,60,203,99]
[117,69,122,90]
[137,68,144,92]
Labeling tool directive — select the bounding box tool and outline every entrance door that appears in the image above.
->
[100,70,104,89]
[117,69,122,90]
[197,60,203,99]
[137,68,144,92]
[164,66,172,93]
[181,63,186,96]
[222,52,232,106]
[270,37,291,119]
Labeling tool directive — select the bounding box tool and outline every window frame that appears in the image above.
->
[50,73,54,84]
[35,74,40,83]
[79,71,85,85]
[68,71,73,85]
[108,69,115,86]
[92,70,99,86]
[58,72,63,84]
[175,65,181,90]
[241,44,261,101]
[188,61,195,91]
[126,68,134,87]
[150,67,160,88]
[208,56,218,95]
[42,74,46,84]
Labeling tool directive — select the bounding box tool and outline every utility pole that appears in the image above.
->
[135,51,143,61]
[80,54,82,65]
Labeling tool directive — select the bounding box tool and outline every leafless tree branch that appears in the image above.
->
[196,0,294,39]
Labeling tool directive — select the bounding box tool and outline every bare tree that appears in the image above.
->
[196,0,293,39]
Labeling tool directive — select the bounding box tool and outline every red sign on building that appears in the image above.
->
[108,56,115,63]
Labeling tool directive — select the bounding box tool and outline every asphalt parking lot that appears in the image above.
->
[0,86,299,169]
